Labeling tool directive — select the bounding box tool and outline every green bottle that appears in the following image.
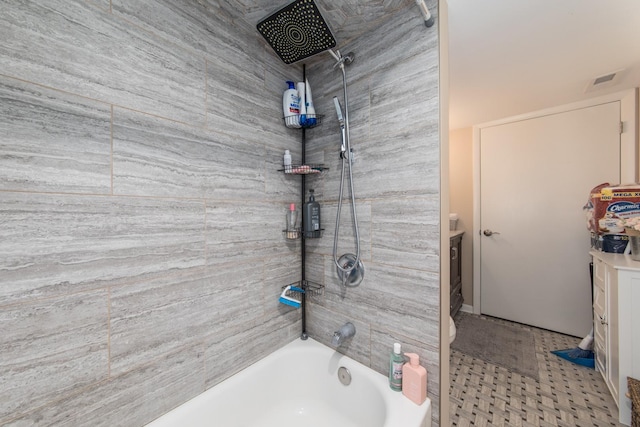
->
[389,343,403,391]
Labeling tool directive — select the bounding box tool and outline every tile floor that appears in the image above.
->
[449,313,624,426]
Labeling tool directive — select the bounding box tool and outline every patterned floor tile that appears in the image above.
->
[450,313,623,426]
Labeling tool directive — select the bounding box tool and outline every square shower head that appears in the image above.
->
[257,0,337,64]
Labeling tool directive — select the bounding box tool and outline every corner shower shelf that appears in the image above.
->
[283,227,301,240]
[282,228,324,240]
[279,164,327,174]
[282,280,324,299]
[303,229,323,239]
[282,114,324,129]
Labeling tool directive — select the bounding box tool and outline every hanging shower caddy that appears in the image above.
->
[279,65,325,324]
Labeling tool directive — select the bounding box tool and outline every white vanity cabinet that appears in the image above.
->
[590,251,640,426]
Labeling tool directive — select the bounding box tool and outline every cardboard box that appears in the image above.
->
[587,184,640,235]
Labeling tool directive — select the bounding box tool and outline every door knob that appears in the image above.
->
[482,229,500,236]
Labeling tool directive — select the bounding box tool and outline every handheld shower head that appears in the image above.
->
[333,97,344,123]
[333,96,346,154]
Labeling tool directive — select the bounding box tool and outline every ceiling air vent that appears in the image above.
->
[585,69,624,93]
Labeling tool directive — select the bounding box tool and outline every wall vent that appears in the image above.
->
[585,69,624,93]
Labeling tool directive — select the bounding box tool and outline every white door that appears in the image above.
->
[479,102,621,336]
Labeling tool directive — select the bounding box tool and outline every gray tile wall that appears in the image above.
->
[1,0,302,425]
[304,3,442,426]
[1,0,441,426]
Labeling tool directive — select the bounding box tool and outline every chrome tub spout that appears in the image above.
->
[331,322,356,346]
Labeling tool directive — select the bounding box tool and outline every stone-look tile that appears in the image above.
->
[0,193,205,306]
[352,132,439,199]
[263,252,302,315]
[110,261,264,375]
[320,260,440,344]
[88,0,111,12]
[263,55,304,104]
[369,51,438,140]
[314,2,437,90]
[264,138,303,203]
[0,0,206,125]
[112,0,263,83]
[204,312,300,388]
[112,108,265,199]
[7,346,205,427]
[0,1,442,426]
[206,56,288,148]
[303,252,326,287]
[306,303,372,367]
[0,76,112,194]
[371,197,440,271]
[205,200,283,265]
[357,61,439,198]
[305,200,372,262]
[0,290,109,422]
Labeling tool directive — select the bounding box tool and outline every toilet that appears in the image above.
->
[449,315,457,344]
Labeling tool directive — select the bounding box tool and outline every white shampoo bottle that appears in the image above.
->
[283,81,300,128]
[304,78,316,126]
[296,81,307,126]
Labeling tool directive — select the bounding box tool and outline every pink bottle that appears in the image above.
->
[402,353,427,405]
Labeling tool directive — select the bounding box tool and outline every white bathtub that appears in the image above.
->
[146,338,431,427]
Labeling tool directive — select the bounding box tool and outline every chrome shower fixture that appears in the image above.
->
[331,50,355,70]
[257,0,337,64]
[331,49,364,287]
[333,96,346,154]
[416,0,435,27]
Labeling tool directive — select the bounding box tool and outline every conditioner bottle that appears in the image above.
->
[389,343,403,391]
[402,353,427,404]
[303,189,320,236]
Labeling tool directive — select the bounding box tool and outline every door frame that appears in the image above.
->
[472,89,639,314]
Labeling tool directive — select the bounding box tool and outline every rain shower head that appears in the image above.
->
[257,0,337,64]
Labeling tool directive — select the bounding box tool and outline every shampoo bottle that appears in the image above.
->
[303,189,320,237]
[304,78,316,126]
[283,81,300,128]
[283,149,292,173]
[402,353,427,404]
[296,81,307,126]
[389,343,403,391]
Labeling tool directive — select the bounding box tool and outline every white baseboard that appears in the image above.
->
[460,304,473,314]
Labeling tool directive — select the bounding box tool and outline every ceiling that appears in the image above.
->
[448,0,640,129]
